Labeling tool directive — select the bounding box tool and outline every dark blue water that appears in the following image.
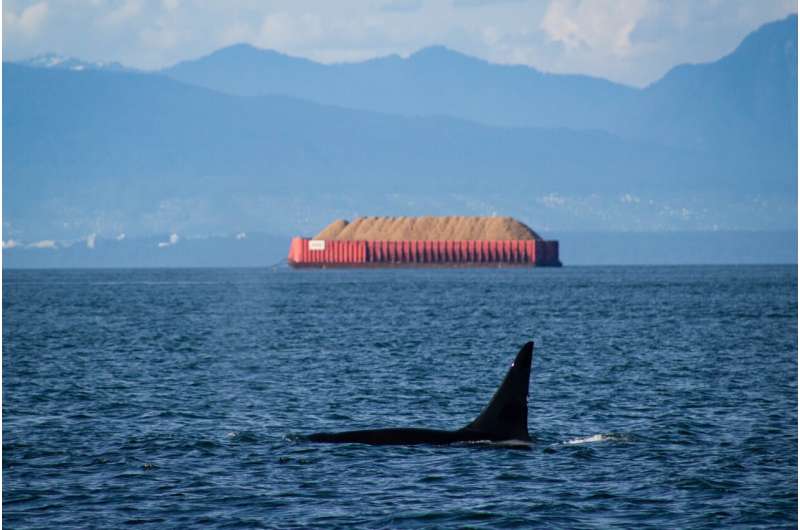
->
[3,266,797,529]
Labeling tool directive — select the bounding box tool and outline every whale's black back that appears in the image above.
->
[306,342,534,445]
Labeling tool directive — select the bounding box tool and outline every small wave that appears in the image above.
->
[491,439,533,448]
[461,439,533,450]
[562,433,629,445]
[226,431,259,444]
[284,433,308,443]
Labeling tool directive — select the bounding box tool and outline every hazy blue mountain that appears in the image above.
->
[162,15,797,175]
[163,44,635,132]
[625,15,798,188]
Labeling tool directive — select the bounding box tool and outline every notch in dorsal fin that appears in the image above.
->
[461,341,533,441]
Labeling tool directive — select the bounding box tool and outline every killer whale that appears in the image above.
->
[307,341,533,446]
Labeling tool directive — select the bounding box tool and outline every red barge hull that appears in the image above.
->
[287,238,561,268]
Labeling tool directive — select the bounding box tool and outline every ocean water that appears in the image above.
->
[3,266,797,529]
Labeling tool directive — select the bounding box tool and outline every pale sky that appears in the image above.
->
[2,0,797,86]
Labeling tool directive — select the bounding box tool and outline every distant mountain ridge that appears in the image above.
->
[624,14,797,169]
[162,42,634,133]
[13,14,796,166]
[160,15,796,171]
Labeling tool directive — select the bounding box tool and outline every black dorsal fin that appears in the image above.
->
[461,342,533,441]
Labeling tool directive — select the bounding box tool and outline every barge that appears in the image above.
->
[287,216,561,268]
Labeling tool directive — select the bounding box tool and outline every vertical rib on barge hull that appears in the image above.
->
[287,238,561,268]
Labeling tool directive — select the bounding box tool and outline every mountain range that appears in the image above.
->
[163,16,797,165]
[3,14,797,266]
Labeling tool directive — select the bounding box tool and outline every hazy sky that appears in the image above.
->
[3,0,797,86]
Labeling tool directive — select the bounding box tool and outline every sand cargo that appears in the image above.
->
[288,216,561,268]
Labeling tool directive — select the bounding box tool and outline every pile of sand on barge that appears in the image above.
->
[314,216,542,241]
